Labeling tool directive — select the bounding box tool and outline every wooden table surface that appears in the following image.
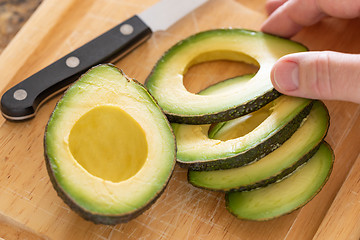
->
[0,0,359,239]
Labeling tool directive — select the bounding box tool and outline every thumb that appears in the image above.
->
[271,51,360,103]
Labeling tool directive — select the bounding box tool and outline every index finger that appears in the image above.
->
[265,0,287,15]
[261,0,326,38]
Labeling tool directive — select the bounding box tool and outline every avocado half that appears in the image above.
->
[44,64,176,225]
[145,29,307,124]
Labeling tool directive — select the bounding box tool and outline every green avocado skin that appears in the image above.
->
[44,155,172,225]
[178,101,313,171]
[167,89,281,124]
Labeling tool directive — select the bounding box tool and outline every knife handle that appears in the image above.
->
[0,15,151,121]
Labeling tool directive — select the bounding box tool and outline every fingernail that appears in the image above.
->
[273,61,299,91]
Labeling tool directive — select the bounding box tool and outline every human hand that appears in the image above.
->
[261,0,360,103]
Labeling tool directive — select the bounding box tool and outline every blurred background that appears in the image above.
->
[0,0,42,53]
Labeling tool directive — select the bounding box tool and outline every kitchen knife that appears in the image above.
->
[0,0,207,121]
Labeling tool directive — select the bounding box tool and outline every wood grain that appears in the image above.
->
[0,214,47,240]
[313,116,360,240]
[0,0,359,239]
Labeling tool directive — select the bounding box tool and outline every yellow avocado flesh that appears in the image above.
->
[69,106,148,183]
[210,104,272,141]
[203,74,272,141]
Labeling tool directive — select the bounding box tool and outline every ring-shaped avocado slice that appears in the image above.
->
[145,29,307,124]
[188,101,329,191]
[173,86,312,171]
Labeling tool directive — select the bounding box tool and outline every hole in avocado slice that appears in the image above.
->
[183,50,259,93]
[209,103,273,141]
[68,105,148,183]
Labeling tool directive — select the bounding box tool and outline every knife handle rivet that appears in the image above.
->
[65,56,80,68]
[13,89,28,101]
[120,24,134,35]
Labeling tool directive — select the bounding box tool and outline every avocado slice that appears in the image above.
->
[173,95,313,171]
[44,64,176,225]
[225,142,334,221]
[188,101,329,191]
[145,29,307,124]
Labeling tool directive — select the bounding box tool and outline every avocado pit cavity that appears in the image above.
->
[68,105,148,182]
[183,50,259,94]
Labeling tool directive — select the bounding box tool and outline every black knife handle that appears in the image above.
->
[0,15,151,121]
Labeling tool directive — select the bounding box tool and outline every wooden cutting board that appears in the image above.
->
[0,0,359,239]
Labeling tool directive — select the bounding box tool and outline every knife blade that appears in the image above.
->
[0,0,207,121]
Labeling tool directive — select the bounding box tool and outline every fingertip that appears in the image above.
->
[272,52,360,103]
[271,60,299,93]
[261,16,302,38]
[270,63,279,90]
[261,2,303,38]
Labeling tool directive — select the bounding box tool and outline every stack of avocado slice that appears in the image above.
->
[145,29,334,221]
[184,81,333,220]
[44,29,333,224]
